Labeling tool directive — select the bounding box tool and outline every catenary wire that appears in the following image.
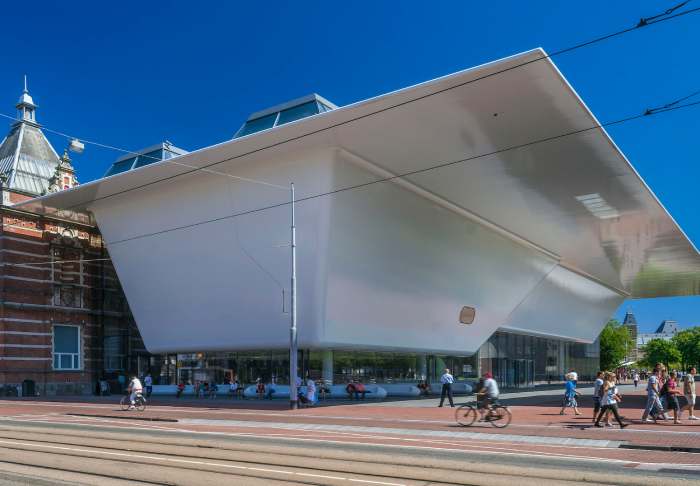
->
[104,99,700,246]
[0,112,290,191]
[0,245,292,268]
[2,3,698,222]
[225,176,284,290]
[645,90,700,114]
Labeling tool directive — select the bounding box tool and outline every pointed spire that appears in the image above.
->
[14,76,38,127]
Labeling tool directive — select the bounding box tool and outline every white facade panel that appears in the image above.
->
[499,265,626,342]
[14,48,700,355]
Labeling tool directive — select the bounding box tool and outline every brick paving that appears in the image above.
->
[2,386,699,449]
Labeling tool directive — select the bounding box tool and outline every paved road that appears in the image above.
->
[0,414,698,485]
[0,385,698,485]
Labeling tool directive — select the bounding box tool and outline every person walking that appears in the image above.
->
[633,372,639,388]
[438,368,455,407]
[642,367,665,422]
[559,373,582,416]
[570,370,578,387]
[144,373,153,398]
[592,371,605,423]
[306,375,316,406]
[679,366,698,420]
[659,371,683,424]
[595,373,627,428]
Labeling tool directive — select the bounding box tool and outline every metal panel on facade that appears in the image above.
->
[14,48,700,354]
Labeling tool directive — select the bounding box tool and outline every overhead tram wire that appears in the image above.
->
[1,1,697,223]
[644,90,700,115]
[0,245,292,268]
[104,98,700,246]
[0,113,290,191]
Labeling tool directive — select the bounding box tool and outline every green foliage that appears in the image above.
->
[599,318,635,371]
[672,327,700,369]
[640,338,682,369]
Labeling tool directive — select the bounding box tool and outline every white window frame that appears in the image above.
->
[53,324,81,370]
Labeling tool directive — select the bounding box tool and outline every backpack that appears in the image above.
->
[597,381,606,398]
[659,380,667,397]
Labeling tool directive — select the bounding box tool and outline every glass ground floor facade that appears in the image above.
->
[139,331,600,390]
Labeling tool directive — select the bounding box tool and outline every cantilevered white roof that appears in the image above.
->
[15,48,700,300]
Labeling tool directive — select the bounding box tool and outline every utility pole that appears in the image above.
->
[289,183,298,410]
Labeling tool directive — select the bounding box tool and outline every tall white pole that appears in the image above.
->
[290,183,298,410]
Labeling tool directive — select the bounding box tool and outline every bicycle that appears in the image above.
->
[0,384,18,397]
[120,392,147,411]
[455,400,512,428]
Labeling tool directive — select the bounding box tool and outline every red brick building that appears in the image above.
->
[0,85,148,395]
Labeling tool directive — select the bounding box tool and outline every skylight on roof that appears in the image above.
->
[575,193,620,219]
[233,95,336,140]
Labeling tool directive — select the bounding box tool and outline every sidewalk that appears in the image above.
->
[2,383,699,451]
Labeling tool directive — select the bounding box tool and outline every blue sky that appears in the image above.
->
[2,1,698,332]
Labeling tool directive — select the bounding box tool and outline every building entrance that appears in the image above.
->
[496,359,534,388]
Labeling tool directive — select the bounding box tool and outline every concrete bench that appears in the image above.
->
[241,385,388,400]
[150,385,228,396]
[329,385,387,400]
[381,385,421,398]
[450,383,473,395]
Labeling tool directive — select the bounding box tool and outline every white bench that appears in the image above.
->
[242,385,388,400]
[381,385,421,398]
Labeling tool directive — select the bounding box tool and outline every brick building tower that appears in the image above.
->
[0,83,147,395]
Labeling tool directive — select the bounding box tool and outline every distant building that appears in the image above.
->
[638,320,681,347]
[622,311,638,362]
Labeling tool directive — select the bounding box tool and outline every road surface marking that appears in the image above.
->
[0,438,408,485]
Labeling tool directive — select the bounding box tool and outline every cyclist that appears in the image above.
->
[126,375,143,410]
[477,372,500,421]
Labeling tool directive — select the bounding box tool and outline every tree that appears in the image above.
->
[599,318,635,371]
[672,327,700,369]
[640,338,682,369]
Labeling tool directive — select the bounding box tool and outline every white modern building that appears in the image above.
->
[16,49,700,388]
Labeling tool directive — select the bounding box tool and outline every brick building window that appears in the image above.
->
[54,325,80,370]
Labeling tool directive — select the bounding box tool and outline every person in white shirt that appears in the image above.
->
[633,372,639,388]
[126,376,143,409]
[228,380,238,398]
[438,369,455,407]
[477,373,500,421]
[306,376,316,406]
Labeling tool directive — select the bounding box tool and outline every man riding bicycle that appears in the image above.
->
[126,375,143,410]
[477,372,500,421]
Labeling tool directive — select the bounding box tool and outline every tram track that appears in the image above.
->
[0,421,692,486]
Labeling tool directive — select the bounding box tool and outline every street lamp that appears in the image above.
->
[289,183,298,410]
